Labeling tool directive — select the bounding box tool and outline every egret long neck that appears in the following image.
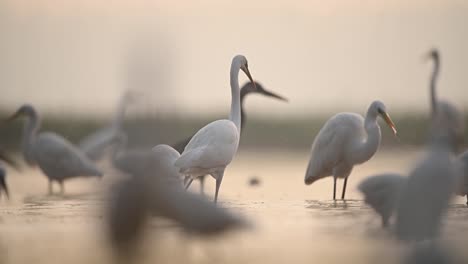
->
[229,64,242,133]
[352,111,381,164]
[22,111,40,165]
[112,96,128,130]
[430,55,440,117]
[240,87,249,131]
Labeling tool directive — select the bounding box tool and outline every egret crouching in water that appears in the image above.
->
[174,55,256,203]
[7,104,102,194]
[358,173,406,227]
[305,101,398,200]
[107,144,246,253]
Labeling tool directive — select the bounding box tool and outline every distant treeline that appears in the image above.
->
[0,111,464,152]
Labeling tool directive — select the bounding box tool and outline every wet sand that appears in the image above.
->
[1,148,468,264]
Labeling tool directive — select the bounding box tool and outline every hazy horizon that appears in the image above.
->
[1,0,467,118]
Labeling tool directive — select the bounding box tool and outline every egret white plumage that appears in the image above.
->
[107,144,246,252]
[426,48,464,148]
[174,55,256,203]
[7,104,102,194]
[426,48,466,204]
[305,101,398,200]
[395,110,460,242]
[173,81,287,194]
[456,151,468,204]
[0,150,19,199]
[358,173,406,227]
[79,90,136,161]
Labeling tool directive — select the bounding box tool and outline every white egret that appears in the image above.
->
[426,48,464,147]
[174,55,256,203]
[395,111,459,242]
[304,101,398,200]
[7,104,102,194]
[0,167,8,199]
[456,151,468,204]
[173,81,287,194]
[358,173,406,227]
[108,144,246,251]
[78,90,136,161]
[426,48,466,205]
[0,150,20,200]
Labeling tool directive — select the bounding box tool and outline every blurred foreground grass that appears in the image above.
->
[0,111,464,152]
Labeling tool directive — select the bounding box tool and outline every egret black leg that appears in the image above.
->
[333,177,337,200]
[59,181,65,195]
[48,180,53,195]
[214,171,225,204]
[466,195,468,206]
[341,177,348,200]
[199,175,205,195]
[185,178,194,190]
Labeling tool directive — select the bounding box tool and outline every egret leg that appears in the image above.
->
[0,177,9,199]
[199,175,205,195]
[382,216,389,228]
[185,178,194,190]
[59,181,65,195]
[48,180,53,195]
[466,195,468,206]
[341,177,348,200]
[333,177,337,200]
[214,170,225,204]
[183,176,190,186]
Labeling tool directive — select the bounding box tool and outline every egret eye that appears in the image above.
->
[377,108,384,115]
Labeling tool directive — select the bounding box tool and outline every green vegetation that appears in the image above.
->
[2,111,462,153]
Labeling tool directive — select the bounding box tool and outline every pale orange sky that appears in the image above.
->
[1,0,467,118]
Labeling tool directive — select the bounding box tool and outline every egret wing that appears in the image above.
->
[33,133,102,179]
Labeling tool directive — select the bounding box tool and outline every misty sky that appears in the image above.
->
[0,0,467,119]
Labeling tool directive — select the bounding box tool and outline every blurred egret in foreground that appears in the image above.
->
[175,55,256,203]
[79,90,136,162]
[173,81,287,194]
[425,48,464,147]
[305,101,398,200]
[358,173,406,227]
[7,104,102,194]
[0,151,19,199]
[395,110,459,241]
[108,144,246,253]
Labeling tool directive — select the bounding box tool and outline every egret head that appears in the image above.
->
[7,104,36,122]
[240,82,288,102]
[424,48,439,62]
[372,101,398,137]
[233,55,255,89]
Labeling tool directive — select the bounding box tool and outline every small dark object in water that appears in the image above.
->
[249,177,261,187]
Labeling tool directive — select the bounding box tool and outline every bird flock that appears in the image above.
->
[1,49,467,260]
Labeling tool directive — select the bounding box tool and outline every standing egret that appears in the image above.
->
[304,101,398,200]
[174,55,256,203]
[172,81,287,193]
[456,151,468,205]
[107,144,246,252]
[358,173,406,227]
[78,91,136,161]
[426,48,466,204]
[426,48,464,147]
[0,151,20,200]
[7,104,102,194]
[395,110,459,242]
[0,167,8,199]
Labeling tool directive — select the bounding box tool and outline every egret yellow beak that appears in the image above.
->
[241,66,256,89]
[382,112,398,136]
